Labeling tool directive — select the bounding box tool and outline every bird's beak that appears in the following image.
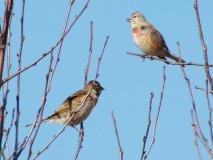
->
[126,18,131,22]
[101,86,104,90]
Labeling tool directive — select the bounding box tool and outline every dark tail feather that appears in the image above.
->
[167,53,185,63]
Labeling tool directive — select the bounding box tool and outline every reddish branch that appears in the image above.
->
[1,12,12,160]
[140,93,154,160]
[111,111,123,160]
[194,0,213,92]
[144,66,166,159]
[0,0,13,154]
[127,52,213,67]
[0,0,13,84]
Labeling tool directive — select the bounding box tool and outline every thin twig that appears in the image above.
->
[191,110,203,160]
[205,80,213,145]
[194,0,213,92]
[84,21,93,85]
[127,52,213,67]
[1,109,15,156]
[73,124,84,160]
[111,111,123,160]
[13,1,25,159]
[94,36,109,81]
[140,92,154,160]
[145,66,166,159]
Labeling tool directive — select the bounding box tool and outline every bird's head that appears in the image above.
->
[84,80,104,96]
[127,11,147,27]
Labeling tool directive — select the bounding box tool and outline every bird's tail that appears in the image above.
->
[167,52,186,63]
[25,119,44,127]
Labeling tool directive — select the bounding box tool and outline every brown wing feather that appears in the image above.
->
[148,25,169,52]
[45,89,87,120]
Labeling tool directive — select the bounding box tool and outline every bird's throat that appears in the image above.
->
[132,27,140,33]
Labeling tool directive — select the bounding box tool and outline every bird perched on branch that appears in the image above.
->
[127,11,185,63]
[26,80,104,127]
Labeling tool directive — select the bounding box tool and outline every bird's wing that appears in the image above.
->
[149,25,169,52]
[45,90,87,120]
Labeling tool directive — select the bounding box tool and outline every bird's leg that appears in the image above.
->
[157,56,169,64]
[141,53,148,61]
[71,125,80,132]
[79,122,84,137]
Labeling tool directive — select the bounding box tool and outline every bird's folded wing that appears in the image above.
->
[45,90,88,120]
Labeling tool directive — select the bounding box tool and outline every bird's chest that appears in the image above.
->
[131,27,151,53]
[73,97,97,124]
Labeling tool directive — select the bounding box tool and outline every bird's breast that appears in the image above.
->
[70,96,98,125]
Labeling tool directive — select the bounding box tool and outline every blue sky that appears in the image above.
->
[1,0,213,159]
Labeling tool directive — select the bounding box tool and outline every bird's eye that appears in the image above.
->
[133,15,137,18]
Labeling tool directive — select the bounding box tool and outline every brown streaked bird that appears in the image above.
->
[127,11,185,63]
[26,80,104,127]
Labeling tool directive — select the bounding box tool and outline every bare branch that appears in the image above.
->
[94,36,109,81]
[145,66,166,159]
[73,124,84,160]
[140,92,154,160]
[111,111,123,160]
[0,0,13,85]
[194,0,213,92]
[191,110,203,160]
[1,109,15,156]
[84,21,93,85]
[13,0,25,159]
[127,52,213,67]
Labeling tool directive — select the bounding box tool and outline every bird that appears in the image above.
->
[127,11,185,63]
[26,80,104,127]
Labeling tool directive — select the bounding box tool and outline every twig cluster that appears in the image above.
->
[141,66,166,160]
